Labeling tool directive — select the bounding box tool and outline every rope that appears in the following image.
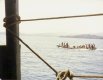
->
[56,71,68,80]
[56,70,103,80]
[5,27,103,80]
[3,13,103,27]
[4,26,57,75]
[3,15,20,22]
[20,13,103,22]
[3,13,103,79]
[3,15,21,28]
[56,70,73,80]
[3,16,58,74]
[73,75,103,78]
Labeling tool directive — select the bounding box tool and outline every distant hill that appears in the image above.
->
[1,32,103,39]
[60,34,103,39]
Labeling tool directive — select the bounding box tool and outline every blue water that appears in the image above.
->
[0,34,103,80]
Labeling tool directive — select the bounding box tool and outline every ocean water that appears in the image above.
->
[0,34,103,80]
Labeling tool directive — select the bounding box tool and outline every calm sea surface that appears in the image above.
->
[0,34,103,80]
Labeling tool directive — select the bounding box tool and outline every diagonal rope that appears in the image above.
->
[20,13,103,22]
[3,12,103,79]
[4,26,58,75]
[4,26,103,80]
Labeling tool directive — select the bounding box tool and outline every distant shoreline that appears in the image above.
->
[60,34,103,39]
[1,32,103,39]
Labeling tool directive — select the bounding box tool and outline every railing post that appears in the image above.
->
[1,0,21,80]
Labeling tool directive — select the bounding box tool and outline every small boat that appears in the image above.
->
[57,43,96,50]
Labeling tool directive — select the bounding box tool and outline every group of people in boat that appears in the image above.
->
[57,42,96,50]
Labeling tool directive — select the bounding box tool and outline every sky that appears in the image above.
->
[0,0,103,35]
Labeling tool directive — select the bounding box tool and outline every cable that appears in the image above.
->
[4,26,58,75]
[73,75,103,78]
[4,26,103,80]
[3,12,103,80]
[20,13,103,22]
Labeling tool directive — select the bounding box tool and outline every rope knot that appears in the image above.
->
[68,70,73,80]
[56,70,73,80]
[3,15,21,28]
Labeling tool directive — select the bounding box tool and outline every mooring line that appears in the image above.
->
[20,13,103,22]
[4,27,58,75]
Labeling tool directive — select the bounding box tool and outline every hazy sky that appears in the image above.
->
[0,0,103,34]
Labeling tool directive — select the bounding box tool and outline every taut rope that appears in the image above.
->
[3,13,103,80]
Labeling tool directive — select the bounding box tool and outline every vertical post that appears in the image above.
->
[2,0,21,80]
[0,46,7,79]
